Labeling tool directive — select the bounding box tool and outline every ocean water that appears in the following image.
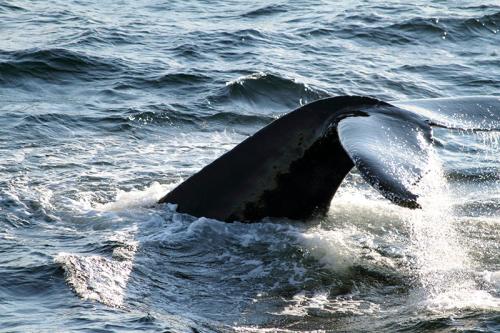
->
[0,1,499,332]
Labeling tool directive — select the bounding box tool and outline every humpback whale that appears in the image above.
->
[159,96,500,222]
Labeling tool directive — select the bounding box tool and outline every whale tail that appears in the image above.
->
[159,96,500,222]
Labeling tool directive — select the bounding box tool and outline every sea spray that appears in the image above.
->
[404,147,498,311]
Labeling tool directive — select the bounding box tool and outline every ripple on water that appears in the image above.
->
[0,0,499,332]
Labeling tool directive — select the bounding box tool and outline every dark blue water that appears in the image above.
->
[1,1,499,332]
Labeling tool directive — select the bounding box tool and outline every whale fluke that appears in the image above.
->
[338,105,432,209]
[159,95,499,222]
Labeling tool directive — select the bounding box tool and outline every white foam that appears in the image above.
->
[276,290,380,317]
[95,182,174,212]
[56,253,132,307]
[224,71,329,97]
[54,151,498,315]
[234,327,317,333]
[295,149,500,314]
[226,71,267,86]
[422,288,500,312]
[56,183,163,306]
[483,270,500,289]
[55,226,139,307]
[296,227,361,275]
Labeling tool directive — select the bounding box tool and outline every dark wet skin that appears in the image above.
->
[160,96,500,222]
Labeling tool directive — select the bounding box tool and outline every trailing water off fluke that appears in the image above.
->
[159,96,500,222]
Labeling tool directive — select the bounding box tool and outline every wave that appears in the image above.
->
[462,12,500,33]
[0,1,25,12]
[167,42,204,59]
[393,13,499,38]
[0,262,64,297]
[455,199,500,218]
[8,104,274,137]
[299,12,499,45]
[12,112,132,136]
[447,168,500,182]
[51,173,500,323]
[385,13,500,41]
[0,48,123,83]
[126,72,213,89]
[212,72,330,112]
[219,28,267,42]
[126,106,275,130]
[388,18,446,34]
[241,4,288,18]
[60,26,151,48]
[181,28,269,50]
[110,71,215,96]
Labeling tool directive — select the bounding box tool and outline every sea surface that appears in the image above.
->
[0,1,499,332]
